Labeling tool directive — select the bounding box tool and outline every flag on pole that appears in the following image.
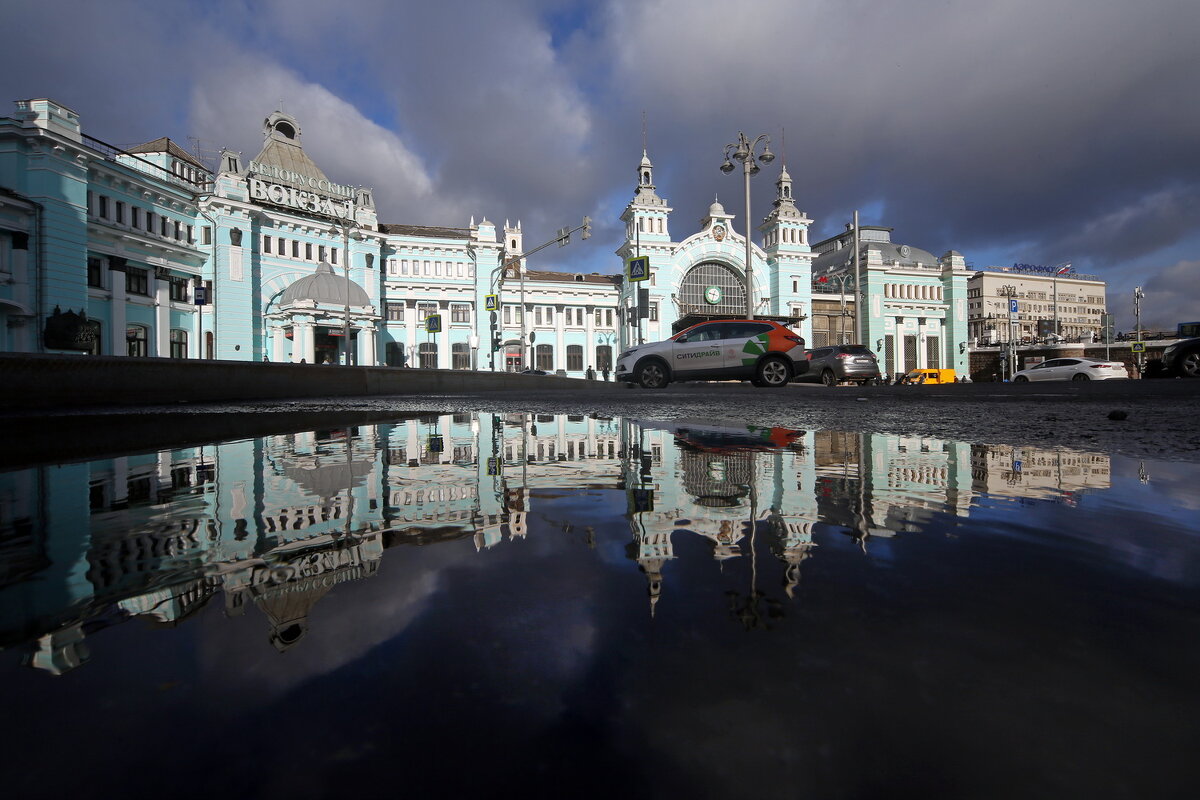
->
[818,275,829,283]
[1056,264,1072,275]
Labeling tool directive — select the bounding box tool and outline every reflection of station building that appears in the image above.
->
[969,445,1111,500]
[0,413,1117,671]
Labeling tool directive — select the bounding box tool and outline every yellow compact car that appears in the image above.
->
[903,368,957,385]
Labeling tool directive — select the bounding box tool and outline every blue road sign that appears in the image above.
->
[627,256,650,282]
[1009,298,1019,314]
[1013,460,1022,472]
[425,314,442,334]
[485,294,498,311]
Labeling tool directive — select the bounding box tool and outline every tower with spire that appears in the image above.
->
[760,159,815,341]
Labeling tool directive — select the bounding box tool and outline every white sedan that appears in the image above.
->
[1012,357,1129,382]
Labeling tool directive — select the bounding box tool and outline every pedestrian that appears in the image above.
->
[602,366,610,382]
[585,365,595,380]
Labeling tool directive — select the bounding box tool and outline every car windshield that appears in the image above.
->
[842,346,873,355]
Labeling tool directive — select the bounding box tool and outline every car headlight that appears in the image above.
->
[618,348,637,360]
[1163,344,1177,356]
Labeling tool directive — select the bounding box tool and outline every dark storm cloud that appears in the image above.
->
[2,0,1197,312]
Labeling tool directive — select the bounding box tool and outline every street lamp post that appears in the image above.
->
[721,132,774,319]
[1052,262,1071,341]
[334,200,358,365]
[1134,286,1145,375]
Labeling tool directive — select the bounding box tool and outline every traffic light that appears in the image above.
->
[582,216,591,239]
[492,334,502,351]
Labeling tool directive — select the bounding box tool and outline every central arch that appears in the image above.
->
[678,261,747,316]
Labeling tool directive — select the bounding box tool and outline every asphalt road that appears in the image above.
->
[4,378,1198,468]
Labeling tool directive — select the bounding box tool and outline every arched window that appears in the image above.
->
[451,342,470,370]
[418,342,438,369]
[169,329,188,359]
[566,344,583,371]
[678,261,747,315]
[126,324,148,357]
[535,344,554,371]
[596,345,613,371]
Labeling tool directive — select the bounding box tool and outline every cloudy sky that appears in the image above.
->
[3,0,1198,329]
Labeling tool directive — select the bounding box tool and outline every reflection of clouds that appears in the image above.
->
[197,550,452,710]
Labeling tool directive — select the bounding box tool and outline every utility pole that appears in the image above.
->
[853,210,862,344]
[999,284,1018,379]
[1134,286,1145,376]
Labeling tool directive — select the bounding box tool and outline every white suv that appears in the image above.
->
[615,319,808,388]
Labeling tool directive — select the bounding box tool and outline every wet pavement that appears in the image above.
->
[1,406,1198,798]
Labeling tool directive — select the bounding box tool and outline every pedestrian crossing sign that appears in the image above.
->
[485,294,498,311]
[627,256,650,282]
[1131,341,1146,353]
[425,314,442,334]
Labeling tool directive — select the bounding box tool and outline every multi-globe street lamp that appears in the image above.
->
[720,132,774,319]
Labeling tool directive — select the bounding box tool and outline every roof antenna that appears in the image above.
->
[781,126,787,169]
[642,110,647,155]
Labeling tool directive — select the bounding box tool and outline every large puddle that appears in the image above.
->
[2,413,1197,797]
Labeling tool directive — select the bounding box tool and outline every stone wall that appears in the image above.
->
[0,353,586,411]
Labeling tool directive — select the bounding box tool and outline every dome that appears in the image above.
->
[709,199,726,216]
[280,262,371,307]
[640,150,653,168]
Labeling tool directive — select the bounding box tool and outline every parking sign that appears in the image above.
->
[1009,298,1018,314]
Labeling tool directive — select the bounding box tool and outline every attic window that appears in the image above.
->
[274,121,297,139]
[574,274,584,281]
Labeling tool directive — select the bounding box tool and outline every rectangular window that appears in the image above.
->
[169,329,188,359]
[146,211,155,233]
[263,235,272,254]
[87,256,105,288]
[606,309,613,327]
[401,259,409,275]
[456,263,464,277]
[535,307,543,326]
[536,344,553,371]
[452,343,470,370]
[186,224,194,244]
[435,261,442,276]
[291,240,299,258]
[388,258,397,275]
[451,303,470,323]
[649,303,658,322]
[202,225,211,245]
[417,302,437,321]
[331,247,338,265]
[132,207,142,229]
[87,190,95,217]
[503,306,511,325]
[127,325,148,357]
[126,267,150,296]
[174,221,182,240]
[115,201,125,224]
[99,195,109,219]
[161,217,170,237]
[386,302,405,321]
[567,345,583,371]
[318,245,326,262]
[424,260,431,276]
[169,277,189,302]
[306,242,313,260]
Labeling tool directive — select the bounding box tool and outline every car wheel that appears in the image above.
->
[1072,372,1090,381]
[821,369,837,387]
[1014,375,1029,383]
[756,356,791,387]
[1179,349,1200,378]
[635,360,669,389]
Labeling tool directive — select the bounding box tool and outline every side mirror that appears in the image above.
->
[675,335,688,344]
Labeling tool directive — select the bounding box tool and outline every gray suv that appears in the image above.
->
[798,345,881,386]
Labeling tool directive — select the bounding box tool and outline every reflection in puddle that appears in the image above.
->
[2,412,1197,797]
[0,413,1126,669]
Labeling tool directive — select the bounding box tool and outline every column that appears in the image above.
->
[109,261,126,357]
[554,307,564,373]
[361,325,378,366]
[154,270,170,357]
[584,306,595,373]
[272,323,287,362]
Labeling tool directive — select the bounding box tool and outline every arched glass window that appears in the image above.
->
[679,261,747,315]
[126,324,148,357]
[418,342,438,369]
[169,329,188,359]
[566,344,583,371]
[535,344,554,371]
[451,342,470,370]
[596,345,612,371]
